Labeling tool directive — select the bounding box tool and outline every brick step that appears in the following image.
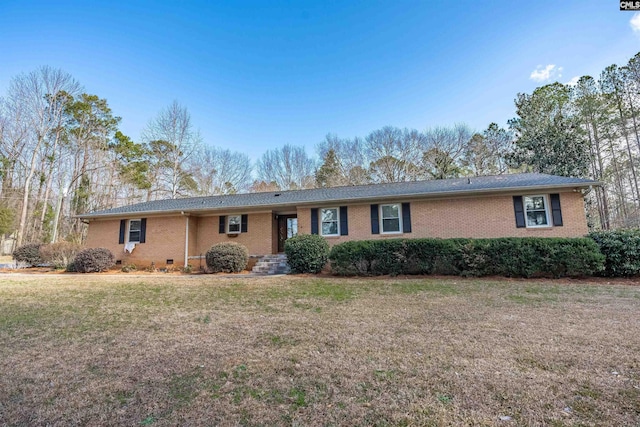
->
[251,254,290,275]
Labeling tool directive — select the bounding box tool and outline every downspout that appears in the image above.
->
[183,213,189,268]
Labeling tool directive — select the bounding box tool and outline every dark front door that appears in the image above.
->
[277,215,298,252]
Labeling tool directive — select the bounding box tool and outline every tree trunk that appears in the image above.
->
[16,137,42,247]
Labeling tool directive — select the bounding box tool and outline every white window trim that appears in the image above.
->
[128,219,142,243]
[227,214,242,234]
[380,203,403,234]
[524,194,551,228]
[320,207,340,237]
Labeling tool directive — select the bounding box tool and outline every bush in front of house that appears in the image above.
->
[328,238,460,276]
[328,237,604,278]
[588,229,640,277]
[73,247,115,273]
[206,242,249,273]
[284,234,330,274]
[39,241,82,269]
[12,243,43,266]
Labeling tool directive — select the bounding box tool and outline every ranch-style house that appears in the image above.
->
[78,173,598,269]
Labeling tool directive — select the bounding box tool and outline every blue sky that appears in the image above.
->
[1,1,639,160]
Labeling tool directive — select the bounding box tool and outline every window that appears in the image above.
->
[320,208,339,236]
[228,215,241,233]
[524,195,550,227]
[380,204,402,233]
[287,217,298,239]
[128,219,141,243]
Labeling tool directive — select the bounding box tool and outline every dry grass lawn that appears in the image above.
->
[0,274,639,426]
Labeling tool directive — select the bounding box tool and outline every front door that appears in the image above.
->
[277,215,298,252]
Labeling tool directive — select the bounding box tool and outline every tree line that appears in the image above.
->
[2,52,640,249]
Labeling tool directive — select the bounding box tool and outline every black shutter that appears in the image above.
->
[140,218,147,243]
[371,204,379,234]
[339,206,348,236]
[513,196,526,228]
[311,208,319,235]
[402,203,412,233]
[550,194,563,226]
[219,216,226,234]
[241,214,248,233]
[119,219,126,244]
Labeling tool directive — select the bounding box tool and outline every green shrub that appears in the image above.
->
[206,242,249,273]
[329,237,604,278]
[73,247,115,273]
[329,239,464,276]
[39,241,82,269]
[12,243,43,266]
[589,229,640,277]
[284,234,330,274]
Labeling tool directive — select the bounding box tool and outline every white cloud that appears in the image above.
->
[631,12,640,32]
[530,64,563,82]
[566,76,580,86]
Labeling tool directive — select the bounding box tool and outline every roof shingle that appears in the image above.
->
[79,173,597,218]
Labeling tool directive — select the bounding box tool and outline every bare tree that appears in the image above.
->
[6,67,81,246]
[317,134,369,185]
[572,76,612,229]
[365,126,424,183]
[463,123,512,176]
[142,101,201,199]
[600,65,640,210]
[256,144,316,190]
[191,146,252,195]
[422,124,472,179]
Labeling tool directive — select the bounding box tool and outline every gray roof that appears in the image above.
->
[79,173,598,219]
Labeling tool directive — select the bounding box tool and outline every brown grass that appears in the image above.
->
[0,275,639,426]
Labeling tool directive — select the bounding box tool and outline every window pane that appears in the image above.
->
[321,208,337,221]
[381,204,399,219]
[287,218,298,238]
[322,221,338,235]
[228,215,241,232]
[526,211,548,226]
[129,220,141,242]
[524,196,548,227]
[382,218,400,232]
[524,196,545,210]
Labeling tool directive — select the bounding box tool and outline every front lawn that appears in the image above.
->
[0,275,638,425]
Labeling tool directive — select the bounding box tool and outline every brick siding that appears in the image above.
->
[84,191,588,267]
[298,191,588,246]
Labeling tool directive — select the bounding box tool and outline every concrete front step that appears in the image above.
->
[251,254,291,275]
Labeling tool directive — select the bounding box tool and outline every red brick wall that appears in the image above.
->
[85,191,589,266]
[85,216,187,267]
[297,191,588,246]
[194,212,273,256]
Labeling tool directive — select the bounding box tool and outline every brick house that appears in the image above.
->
[78,173,597,269]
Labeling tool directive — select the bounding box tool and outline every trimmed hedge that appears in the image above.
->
[328,237,604,278]
[12,243,43,266]
[206,242,249,273]
[589,229,640,277]
[284,234,330,274]
[73,247,115,273]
